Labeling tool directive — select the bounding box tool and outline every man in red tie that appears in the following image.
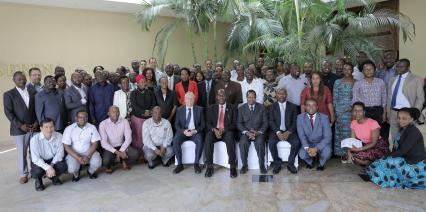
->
[204,89,238,178]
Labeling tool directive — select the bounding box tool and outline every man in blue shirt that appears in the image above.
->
[88,70,114,125]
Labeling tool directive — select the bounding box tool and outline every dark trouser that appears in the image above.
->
[239,134,265,167]
[173,132,204,165]
[365,106,389,140]
[31,159,67,179]
[204,131,236,167]
[268,132,301,166]
[102,146,140,168]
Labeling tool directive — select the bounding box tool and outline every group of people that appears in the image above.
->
[3,52,426,191]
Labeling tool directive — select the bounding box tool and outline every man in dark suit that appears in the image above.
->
[35,75,67,132]
[173,92,205,174]
[64,72,88,123]
[204,89,238,178]
[215,70,242,105]
[237,90,268,174]
[268,88,301,174]
[197,70,216,108]
[165,63,181,91]
[3,71,38,184]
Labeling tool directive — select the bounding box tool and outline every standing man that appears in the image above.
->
[3,71,38,184]
[172,92,205,174]
[165,63,181,91]
[30,118,67,191]
[197,70,216,108]
[301,62,314,83]
[255,57,265,78]
[297,99,332,171]
[387,59,425,143]
[376,50,397,87]
[63,110,102,181]
[353,51,368,81]
[99,106,139,173]
[237,90,268,174]
[268,88,301,174]
[64,72,88,123]
[204,89,238,178]
[142,106,174,169]
[205,59,213,72]
[278,63,309,112]
[130,59,140,75]
[215,70,243,105]
[113,76,132,119]
[321,60,339,93]
[335,58,345,78]
[88,70,115,125]
[35,75,67,132]
[27,67,44,93]
[241,64,264,104]
[148,57,163,83]
[231,64,246,84]
[230,59,240,80]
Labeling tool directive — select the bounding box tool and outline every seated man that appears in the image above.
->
[173,92,205,174]
[99,106,140,174]
[204,89,238,178]
[63,110,102,181]
[297,98,332,171]
[237,90,268,174]
[142,106,174,169]
[30,118,67,191]
[268,88,301,174]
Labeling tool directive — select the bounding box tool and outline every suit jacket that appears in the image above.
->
[35,89,67,131]
[387,73,425,122]
[174,105,205,135]
[215,80,242,105]
[237,102,268,134]
[154,89,178,119]
[64,85,88,123]
[197,80,216,108]
[268,101,298,134]
[296,112,332,151]
[206,103,237,133]
[175,80,199,105]
[171,75,181,91]
[3,87,38,135]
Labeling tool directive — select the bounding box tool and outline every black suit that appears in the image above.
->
[3,87,37,135]
[204,103,237,166]
[64,85,88,123]
[268,101,301,166]
[215,81,242,105]
[197,80,216,108]
[237,102,268,167]
[173,105,205,165]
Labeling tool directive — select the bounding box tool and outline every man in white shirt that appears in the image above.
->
[278,63,309,109]
[231,64,246,84]
[143,106,174,169]
[63,110,102,182]
[148,57,163,83]
[30,118,67,191]
[353,51,367,81]
[113,76,132,119]
[241,64,264,104]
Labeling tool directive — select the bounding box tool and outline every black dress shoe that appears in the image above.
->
[240,165,248,174]
[148,161,157,169]
[287,165,298,174]
[306,164,313,169]
[194,164,202,174]
[35,178,44,191]
[358,173,371,182]
[273,165,282,174]
[72,172,80,182]
[230,168,237,178]
[205,166,214,178]
[317,166,325,171]
[87,170,98,179]
[260,165,267,174]
[173,165,184,174]
[51,176,62,185]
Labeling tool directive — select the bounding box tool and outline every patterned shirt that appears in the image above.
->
[352,78,387,107]
[263,81,278,107]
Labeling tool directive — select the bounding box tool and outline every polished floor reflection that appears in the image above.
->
[0,147,425,211]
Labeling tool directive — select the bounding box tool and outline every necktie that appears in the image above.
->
[309,114,314,129]
[206,81,210,104]
[217,105,225,129]
[280,104,286,131]
[250,105,254,115]
[126,92,131,118]
[185,108,192,129]
[391,75,402,108]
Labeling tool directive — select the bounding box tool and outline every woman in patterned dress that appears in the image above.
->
[333,63,355,161]
[364,108,426,190]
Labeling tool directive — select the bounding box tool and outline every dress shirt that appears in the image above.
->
[16,87,30,108]
[241,79,264,104]
[30,132,64,170]
[99,118,132,153]
[352,78,387,107]
[391,72,411,109]
[278,75,308,106]
[353,66,364,81]
[142,118,173,151]
[73,84,87,103]
[62,123,101,154]
[186,106,195,130]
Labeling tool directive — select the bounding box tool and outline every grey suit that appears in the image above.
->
[237,102,268,167]
[297,112,332,166]
[64,85,88,123]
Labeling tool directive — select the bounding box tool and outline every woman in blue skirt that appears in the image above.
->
[364,108,426,190]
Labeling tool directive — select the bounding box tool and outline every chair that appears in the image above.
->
[212,141,231,168]
[174,141,204,165]
[267,140,299,167]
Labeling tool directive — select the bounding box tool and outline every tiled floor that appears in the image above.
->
[0,146,425,212]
